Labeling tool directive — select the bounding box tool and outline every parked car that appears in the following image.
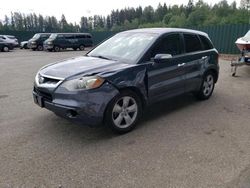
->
[28,33,51,51]
[0,35,19,47]
[0,38,14,52]
[33,28,219,133]
[20,41,29,49]
[6,35,19,47]
[43,33,93,52]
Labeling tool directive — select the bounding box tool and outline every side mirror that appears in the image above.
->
[154,54,172,64]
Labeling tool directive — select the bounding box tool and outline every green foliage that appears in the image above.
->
[0,0,249,33]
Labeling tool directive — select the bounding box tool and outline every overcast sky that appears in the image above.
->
[0,0,240,24]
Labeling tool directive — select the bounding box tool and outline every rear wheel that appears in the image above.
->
[194,71,215,100]
[105,90,142,134]
[79,45,85,51]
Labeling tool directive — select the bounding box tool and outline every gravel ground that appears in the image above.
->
[0,49,250,188]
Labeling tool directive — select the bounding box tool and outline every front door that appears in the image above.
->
[146,33,186,103]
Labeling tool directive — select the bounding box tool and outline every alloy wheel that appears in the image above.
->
[112,96,138,129]
[3,46,9,52]
[203,74,214,97]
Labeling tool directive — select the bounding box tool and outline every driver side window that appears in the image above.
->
[151,34,182,58]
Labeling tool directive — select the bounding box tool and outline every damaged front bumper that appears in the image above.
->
[33,82,119,126]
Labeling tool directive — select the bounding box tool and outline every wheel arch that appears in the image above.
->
[204,68,219,83]
[102,86,146,125]
[118,86,147,108]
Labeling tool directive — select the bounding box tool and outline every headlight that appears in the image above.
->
[31,41,36,44]
[47,41,53,45]
[60,76,105,91]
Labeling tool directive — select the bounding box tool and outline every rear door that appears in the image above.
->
[182,33,206,92]
[147,33,187,102]
[85,35,93,46]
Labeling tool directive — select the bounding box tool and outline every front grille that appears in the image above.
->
[38,74,60,85]
[34,87,53,102]
[43,77,60,84]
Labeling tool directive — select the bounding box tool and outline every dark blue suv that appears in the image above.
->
[33,28,219,133]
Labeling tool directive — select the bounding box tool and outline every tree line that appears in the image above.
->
[0,0,249,33]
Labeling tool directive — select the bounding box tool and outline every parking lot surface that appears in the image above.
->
[0,49,250,187]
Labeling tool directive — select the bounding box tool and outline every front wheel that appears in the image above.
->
[54,46,60,52]
[105,90,142,134]
[194,72,215,100]
[3,46,9,52]
[37,45,43,51]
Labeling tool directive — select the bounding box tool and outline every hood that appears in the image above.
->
[39,56,135,79]
[29,38,38,42]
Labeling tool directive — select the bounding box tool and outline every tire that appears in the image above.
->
[194,71,215,100]
[104,90,142,134]
[54,46,60,52]
[79,45,85,51]
[3,46,9,52]
[37,45,43,51]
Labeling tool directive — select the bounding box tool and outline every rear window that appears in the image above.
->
[184,34,203,53]
[199,35,213,50]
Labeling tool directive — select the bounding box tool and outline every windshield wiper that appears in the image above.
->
[89,55,113,60]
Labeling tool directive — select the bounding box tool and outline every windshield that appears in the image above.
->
[7,36,15,39]
[49,34,57,39]
[242,30,250,41]
[32,34,40,39]
[88,32,158,63]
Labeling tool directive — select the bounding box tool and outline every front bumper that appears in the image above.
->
[43,44,54,50]
[33,82,119,126]
[13,42,19,47]
[29,43,37,49]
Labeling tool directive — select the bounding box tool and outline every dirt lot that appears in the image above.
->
[0,49,250,188]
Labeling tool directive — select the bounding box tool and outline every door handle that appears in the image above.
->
[178,63,186,67]
[202,56,208,60]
